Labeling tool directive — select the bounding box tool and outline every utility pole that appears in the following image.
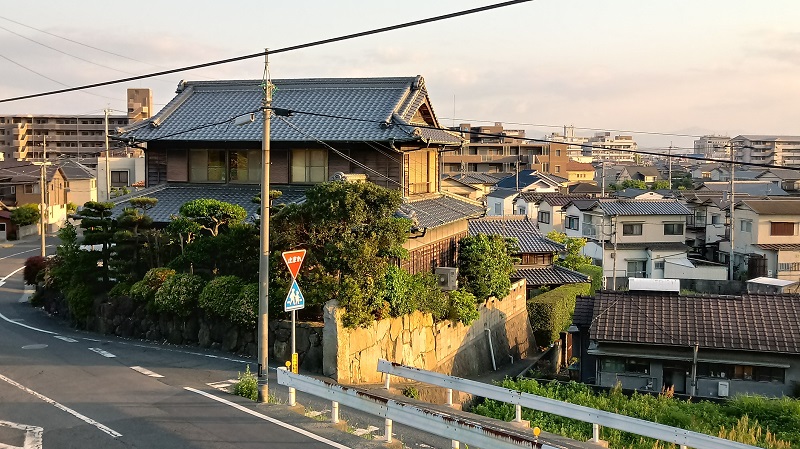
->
[35,136,51,257]
[257,49,273,403]
[729,144,735,281]
[611,216,618,290]
[668,143,672,190]
[104,108,111,200]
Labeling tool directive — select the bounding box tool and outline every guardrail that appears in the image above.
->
[378,359,757,449]
[276,367,557,449]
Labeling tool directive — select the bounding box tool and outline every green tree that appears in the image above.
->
[650,180,671,190]
[457,234,515,302]
[77,201,116,285]
[11,204,41,227]
[619,179,647,190]
[112,197,157,283]
[546,231,591,271]
[178,198,247,237]
[166,214,202,255]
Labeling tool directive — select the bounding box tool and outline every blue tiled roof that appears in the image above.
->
[486,188,519,199]
[118,77,461,145]
[494,170,557,190]
[513,266,590,286]
[468,217,564,253]
[599,200,691,216]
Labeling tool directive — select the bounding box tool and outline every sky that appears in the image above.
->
[0,0,797,150]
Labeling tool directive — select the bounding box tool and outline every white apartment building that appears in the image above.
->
[547,125,590,160]
[694,135,731,159]
[732,135,800,168]
[585,132,638,163]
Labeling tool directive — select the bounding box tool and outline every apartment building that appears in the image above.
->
[546,125,590,160]
[0,89,151,161]
[443,123,568,177]
[718,199,800,282]
[732,135,800,168]
[585,132,638,163]
[694,135,731,159]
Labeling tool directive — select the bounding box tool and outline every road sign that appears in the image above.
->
[291,353,298,374]
[282,249,306,279]
[284,279,305,312]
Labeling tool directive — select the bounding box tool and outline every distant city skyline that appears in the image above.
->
[0,0,797,150]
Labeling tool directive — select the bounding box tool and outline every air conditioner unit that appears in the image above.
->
[718,381,730,397]
[435,267,458,291]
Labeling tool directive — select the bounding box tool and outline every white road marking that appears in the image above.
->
[0,246,54,261]
[0,266,25,287]
[0,373,121,438]
[88,348,116,358]
[17,289,34,303]
[0,420,43,449]
[0,312,55,335]
[130,366,163,378]
[185,387,352,449]
[53,336,78,343]
[81,338,101,342]
[207,379,238,392]
[126,342,250,364]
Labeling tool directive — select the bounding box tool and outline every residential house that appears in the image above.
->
[57,159,97,206]
[92,155,146,201]
[611,189,665,200]
[468,216,588,297]
[718,199,800,282]
[567,182,602,197]
[565,161,595,184]
[565,199,727,288]
[485,189,518,216]
[493,169,563,193]
[442,172,505,201]
[572,290,800,398]
[512,191,544,219]
[695,180,789,197]
[616,166,661,184]
[534,195,591,235]
[0,161,68,234]
[116,76,483,274]
[756,168,800,194]
[439,176,482,201]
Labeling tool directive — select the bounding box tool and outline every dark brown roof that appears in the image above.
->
[739,199,800,215]
[587,291,800,354]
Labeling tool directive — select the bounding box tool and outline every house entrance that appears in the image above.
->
[662,363,689,394]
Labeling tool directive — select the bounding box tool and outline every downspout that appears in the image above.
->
[691,343,699,396]
[485,326,497,371]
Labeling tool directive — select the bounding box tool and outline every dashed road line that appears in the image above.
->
[88,348,116,358]
[130,366,163,378]
[185,387,351,449]
[0,373,121,438]
[53,336,78,343]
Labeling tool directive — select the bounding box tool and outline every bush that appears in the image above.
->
[23,256,48,285]
[576,264,603,294]
[108,282,132,298]
[11,203,41,227]
[528,283,591,345]
[457,234,515,302]
[448,289,479,326]
[230,283,259,328]
[233,365,258,401]
[130,268,176,304]
[153,273,205,317]
[199,275,245,318]
[65,284,94,325]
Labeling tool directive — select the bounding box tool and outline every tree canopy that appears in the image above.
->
[546,231,591,271]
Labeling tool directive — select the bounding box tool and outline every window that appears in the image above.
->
[654,261,665,270]
[711,214,721,225]
[566,215,579,230]
[771,222,795,236]
[627,260,646,278]
[229,150,262,183]
[110,171,129,187]
[291,148,327,183]
[555,149,561,157]
[24,184,40,194]
[541,163,550,173]
[494,203,501,215]
[740,220,752,232]
[554,165,561,173]
[664,223,684,235]
[190,149,226,182]
[537,211,550,224]
[622,223,642,235]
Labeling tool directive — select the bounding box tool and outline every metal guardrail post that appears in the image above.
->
[384,373,391,390]
[452,440,460,448]
[592,423,600,442]
[289,387,296,406]
[446,388,453,406]
[385,418,393,443]
[515,404,523,422]
[332,401,339,424]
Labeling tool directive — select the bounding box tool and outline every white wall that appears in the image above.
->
[96,156,145,201]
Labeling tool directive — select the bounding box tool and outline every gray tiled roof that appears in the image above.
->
[573,295,595,327]
[697,181,789,196]
[513,266,590,286]
[0,161,61,183]
[111,184,307,223]
[486,188,519,200]
[494,170,559,190]
[450,172,505,185]
[118,77,460,145]
[599,200,690,216]
[401,194,484,229]
[587,291,800,354]
[468,217,564,253]
[536,194,590,206]
[57,160,95,180]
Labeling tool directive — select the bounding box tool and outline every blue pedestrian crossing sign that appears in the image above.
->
[284,279,305,312]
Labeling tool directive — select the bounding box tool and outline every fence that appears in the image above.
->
[377,359,757,449]
[276,367,557,449]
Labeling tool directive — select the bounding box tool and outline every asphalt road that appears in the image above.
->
[0,237,379,449]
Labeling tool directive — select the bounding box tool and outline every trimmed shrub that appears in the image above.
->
[448,289,479,326]
[199,275,245,318]
[457,234,515,302]
[412,271,449,321]
[230,283,259,328]
[108,282,132,298]
[23,256,48,285]
[130,268,176,304]
[65,284,94,325]
[576,264,603,294]
[11,204,41,227]
[154,273,205,317]
[528,283,591,345]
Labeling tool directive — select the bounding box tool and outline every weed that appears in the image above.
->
[233,365,258,401]
[402,386,420,400]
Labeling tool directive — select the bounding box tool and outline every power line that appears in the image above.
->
[0,0,533,104]
[441,117,709,139]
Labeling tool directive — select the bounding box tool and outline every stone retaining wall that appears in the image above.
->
[323,279,532,384]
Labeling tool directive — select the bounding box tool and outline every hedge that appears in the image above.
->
[577,264,603,294]
[154,273,205,317]
[199,275,245,318]
[527,283,591,345]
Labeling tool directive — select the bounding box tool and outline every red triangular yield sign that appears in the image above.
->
[282,249,306,279]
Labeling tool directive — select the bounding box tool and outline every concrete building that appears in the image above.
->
[585,132,638,163]
[442,123,568,177]
[732,135,800,168]
[0,89,152,161]
[694,135,731,159]
[93,155,146,201]
[546,125,590,160]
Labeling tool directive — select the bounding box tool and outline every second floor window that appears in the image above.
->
[622,223,642,236]
[291,148,327,183]
[538,211,550,224]
[771,222,795,236]
[664,223,684,235]
[566,216,579,230]
[110,170,129,187]
[740,220,752,232]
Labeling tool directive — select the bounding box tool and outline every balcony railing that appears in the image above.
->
[582,223,598,238]
[686,215,707,228]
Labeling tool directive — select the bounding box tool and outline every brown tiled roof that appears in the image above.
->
[756,243,800,251]
[739,199,800,215]
[587,291,800,354]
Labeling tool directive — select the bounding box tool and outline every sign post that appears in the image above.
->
[282,249,306,377]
